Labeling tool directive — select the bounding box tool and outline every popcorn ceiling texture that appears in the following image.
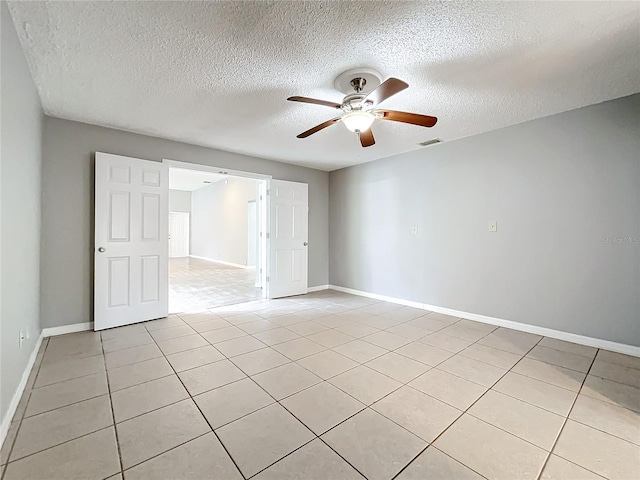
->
[7,1,640,171]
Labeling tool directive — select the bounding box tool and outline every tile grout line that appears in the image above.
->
[100,337,125,479]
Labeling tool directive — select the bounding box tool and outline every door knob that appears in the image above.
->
[98,247,106,253]
[303,242,308,246]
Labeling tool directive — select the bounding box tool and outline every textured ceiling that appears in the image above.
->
[7,1,640,171]
[169,168,226,192]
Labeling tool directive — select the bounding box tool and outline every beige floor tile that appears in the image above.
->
[143,316,185,331]
[270,313,309,327]
[361,302,405,315]
[165,345,225,372]
[11,395,113,461]
[306,330,355,348]
[189,317,232,333]
[107,356,173,392]
[287,321,329,336]
[596,350,640,370]
[101,324,147,340]
[25,371,108,417]
[365,352,430,383]
[272,337,326,360]
[238,319,278,334]
[322,408,426,480]
[216,403,314,478]
[538,337,597,358]
[281,382,365,435]
[125,432,241,480]
[200,325,247,344]
[359,315,402,330]
[581,374,640,412]
[460,343,522,369]
[372,386,461,442]
[419,332,474,353]
[570,394,640,445]
[225,312,265,325]
[329,365,401,405]
[527,345,593,373]
[333,339,388,363]
[104,343,163,370]
[540,454,604,479]
[117,399,210,469]
[214,336,267,357]
[43,339,103,363]
[254,438,365,480]
[381,306,428,322]
[468,390,565,450]
[493,372,578,416]
[180,311,224,324]
[111,375,189,422]
[3,427,120,480]
[292,308,332,321]
[409,369,487,410]
[148,324,195,341]
[512,357,586,391]
[590,359,640,388]
[407,313,458,331]
[156,333,209,355]
[253,327,301,345]
[194,378,274,429]
[178,359,246,396]
[252,363,322,400]
[456,319,497,334]
[395,341,453,366]
[385,324,430,340]
[478,330,540,355]
[34,354,105,388]
[435,414,547,480]
[0,421,19,465]
[553,419,640,479]
[396,447,484,480]
[102,332,154,353]
[437,355,506,387]
[362,331,411,350]
[231,347,291,375]
[334,321,379,338]
[438,324,488,342]
[297,350,358,380]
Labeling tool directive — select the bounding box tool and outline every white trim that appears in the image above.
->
[328,285,640,357]
[42,322,93,337]
[1,333,44,450]
[189,255,251,270]
[307,285,329,293]
[163,159,272,180]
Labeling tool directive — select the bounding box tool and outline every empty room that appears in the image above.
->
[1,1,638,480]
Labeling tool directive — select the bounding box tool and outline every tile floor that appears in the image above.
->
[169,257,262,313]
[1,290,639,480]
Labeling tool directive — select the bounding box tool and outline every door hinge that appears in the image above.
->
[266,189,271,195]
[260,195,263,200]
[266,276,270,282]
[266,232,270,239]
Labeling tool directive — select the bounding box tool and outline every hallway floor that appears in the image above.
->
[1,291,639,480]
[169,257,262,313]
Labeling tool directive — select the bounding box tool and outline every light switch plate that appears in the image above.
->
[489,221,497,232]
[411,226,418,235]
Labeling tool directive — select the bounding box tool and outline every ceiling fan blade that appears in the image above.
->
[359,128,375,147]
[376,109,438,127]
[287,96,342,109]
[297,117,341,138]
[363,78,408,106]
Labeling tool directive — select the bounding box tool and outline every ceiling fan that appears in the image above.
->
[287,70,438,147]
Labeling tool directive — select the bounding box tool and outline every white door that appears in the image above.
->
[94,152,169,330]
[169,212,190,257]
[269,180,308,298]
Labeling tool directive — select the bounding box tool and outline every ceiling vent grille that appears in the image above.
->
[418,138,442,147]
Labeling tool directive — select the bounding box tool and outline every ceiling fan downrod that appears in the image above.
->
[350,77,366,93]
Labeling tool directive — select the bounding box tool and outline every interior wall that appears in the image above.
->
[1,1,43,426]
[40,117,330,329]
[330,94,640,346]
[191,177,257,266]
[169,189,191,213]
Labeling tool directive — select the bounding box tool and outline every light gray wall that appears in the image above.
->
[169,189,191,213]
[191,177,258,266]
[1,1,43,424]
[41,117,329,328]
[330,94,640,346]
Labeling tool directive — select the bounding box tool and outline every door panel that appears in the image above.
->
[169,212,190,258]
[95,152,168,330]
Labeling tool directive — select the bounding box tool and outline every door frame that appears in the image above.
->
[163,159,271,299]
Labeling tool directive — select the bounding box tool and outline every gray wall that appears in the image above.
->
[1,1,43,424]
[169,189,191,213]
[41,117,329,328]
[330,94,640,346]
[191,177,258,266]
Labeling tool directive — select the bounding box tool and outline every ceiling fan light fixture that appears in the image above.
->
[341,110,375,132]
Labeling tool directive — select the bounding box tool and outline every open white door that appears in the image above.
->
[269,179,308,298]
[94,152,169,330]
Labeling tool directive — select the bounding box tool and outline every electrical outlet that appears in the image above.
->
[411,226,418,235]
[19,330,25,348]
[489,221,497,232]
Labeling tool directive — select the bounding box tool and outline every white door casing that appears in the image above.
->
[94,152,169,330]
[169,212,190,258]
[269,179,308,298]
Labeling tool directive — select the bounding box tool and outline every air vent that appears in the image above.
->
[418,138,442,147]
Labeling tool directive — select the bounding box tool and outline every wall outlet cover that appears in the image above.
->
[489,221,497,232]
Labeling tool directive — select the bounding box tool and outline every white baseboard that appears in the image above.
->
[328,285,640,357]
[42,322,93,337]
[189,255,251,270]
[307,285,329,293]
[1,333,44,450]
